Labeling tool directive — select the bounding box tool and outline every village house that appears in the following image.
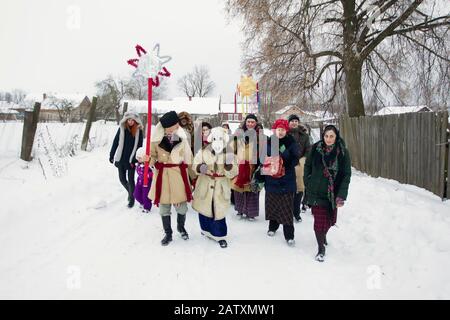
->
[275,105,337,127]
[21,93,91,122]
[0,101,21,121]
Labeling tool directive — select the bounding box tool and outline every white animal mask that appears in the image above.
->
[207,127,230,154]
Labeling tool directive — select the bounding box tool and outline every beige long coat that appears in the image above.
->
[148,123,195,205]
[192,148,238,220]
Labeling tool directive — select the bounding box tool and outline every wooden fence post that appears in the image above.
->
[81,96,98,151]
[20,102,41,161]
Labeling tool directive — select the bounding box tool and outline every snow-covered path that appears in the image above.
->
[1,147,450,299]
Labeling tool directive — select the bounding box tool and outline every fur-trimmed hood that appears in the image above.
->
[120,111,144,129]
[178,111,194,133]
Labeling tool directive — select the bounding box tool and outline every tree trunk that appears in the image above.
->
[344,60,365,117]
[342,0,365,118]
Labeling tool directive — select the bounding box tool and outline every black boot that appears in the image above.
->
[127,195,135,208]
[293,192,301,222]
[161,216,173,246]
[218,240,228,248]
[177,214,189,240]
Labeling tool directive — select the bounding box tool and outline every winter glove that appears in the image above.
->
[336,197,345,207]
[198,163,208,175]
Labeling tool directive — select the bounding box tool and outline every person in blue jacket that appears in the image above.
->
[258,119,300,247]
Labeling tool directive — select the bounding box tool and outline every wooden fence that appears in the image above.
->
[339,111,449,199]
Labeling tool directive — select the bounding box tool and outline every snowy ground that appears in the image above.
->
[1,125,450,299]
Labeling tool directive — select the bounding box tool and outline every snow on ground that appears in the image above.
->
[0,124,450,299]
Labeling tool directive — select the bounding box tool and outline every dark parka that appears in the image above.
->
[303,139,351,208]
[109,114,144,169]
[289,125,311,158]
[263,134,300,194]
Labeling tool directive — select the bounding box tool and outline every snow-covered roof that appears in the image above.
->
[275,105,297,115]
[24,93,89,110]
[123,97,222,115]
[276,105,336,120]
[0,101,20,114]
[374,105,431,116]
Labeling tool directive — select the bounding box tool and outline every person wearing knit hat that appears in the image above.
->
[257,117,300,247]
[287,114,312,222]
[148,111,196,246]
[288,114,300,123]
[231,113,262,221]
[245,113,258,122]
[109,111,144,208]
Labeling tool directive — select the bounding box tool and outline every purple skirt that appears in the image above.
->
[233,190,260,218]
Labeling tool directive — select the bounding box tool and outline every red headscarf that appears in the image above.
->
[272,119,290,132]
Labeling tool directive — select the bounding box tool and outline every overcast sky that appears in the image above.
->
[0,0,244,102]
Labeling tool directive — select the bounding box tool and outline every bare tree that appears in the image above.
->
[128,75,168,100]
[95,75,131,124]
[178,73,197,98]
[177,65,216,97]
[226,0,450,117]
[11,89,27,104]
[47,96,74,123]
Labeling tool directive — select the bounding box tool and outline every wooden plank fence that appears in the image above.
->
[339,111,449,199]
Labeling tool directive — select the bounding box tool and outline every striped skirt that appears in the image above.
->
[265,192,295,226]
[234,191,260,218]
[312,205,337,233]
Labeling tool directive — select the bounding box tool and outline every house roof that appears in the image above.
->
[276,105,336,121]
[24,93,89,110]
[0,101,20,114]
[374,105,431,116]
[123,97,222,115]
[275,105,299,115]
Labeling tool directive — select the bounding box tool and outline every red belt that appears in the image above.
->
[206,173,225,179]
[154,162,192,207]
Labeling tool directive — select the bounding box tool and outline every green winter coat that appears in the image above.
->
[303,141,351,208]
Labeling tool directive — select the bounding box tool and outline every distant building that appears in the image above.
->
[0,101,20,121]
[275,105,336,125]
[374,105,431,116]
[22,93,91,122]
[123,97,249,128]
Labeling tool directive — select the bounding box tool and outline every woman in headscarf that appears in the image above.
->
[304,125,351,262]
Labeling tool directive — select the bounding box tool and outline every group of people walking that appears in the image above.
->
[109,110,351,262]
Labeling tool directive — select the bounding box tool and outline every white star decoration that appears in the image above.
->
[134,44,172,79]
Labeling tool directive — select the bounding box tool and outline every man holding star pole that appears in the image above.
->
[127,44,195,246]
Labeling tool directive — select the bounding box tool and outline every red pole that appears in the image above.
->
[143,77,153,187]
